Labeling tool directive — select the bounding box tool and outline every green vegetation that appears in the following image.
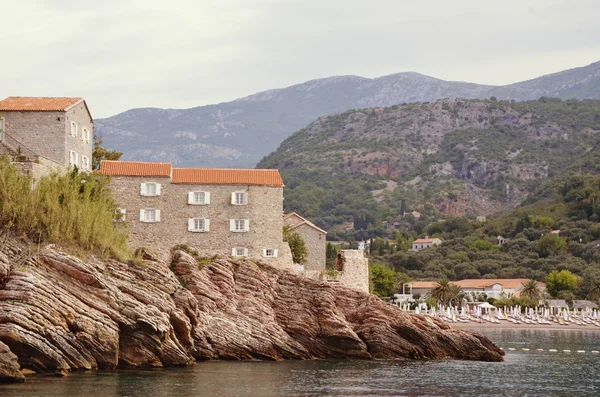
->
[429,279,463,306]
[283,225,308,264]
[259,99,600,240]
[93,135,123,170]
[0,157,129,259]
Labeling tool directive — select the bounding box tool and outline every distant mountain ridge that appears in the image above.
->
[96,61,600,168]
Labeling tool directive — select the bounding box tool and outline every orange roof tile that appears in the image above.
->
[0,97,83,111]
[98,161,172,177]
[454,279,545,290]
[414,238,440,244]
[409,281,440,289]
[172,168,284,186]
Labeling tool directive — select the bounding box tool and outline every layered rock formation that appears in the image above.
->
[0,238,503,382]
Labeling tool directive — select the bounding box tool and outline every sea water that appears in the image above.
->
[1,329,599,397]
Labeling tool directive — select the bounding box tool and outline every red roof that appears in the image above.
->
[172,168,284,186]
[98,161,172,177]
[0,97,84,112]
[455,279,545,289]
[413,238,440,244]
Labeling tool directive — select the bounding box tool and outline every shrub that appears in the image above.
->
[0,158,129,259]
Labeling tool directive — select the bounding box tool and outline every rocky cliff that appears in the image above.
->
[96,61,600,168]
[0,238,503,382]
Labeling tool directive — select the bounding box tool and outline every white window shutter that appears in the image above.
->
[188,192,194,204]
[205,192,211,204]
[140,183,146,196]
[262,249,267,257]
[243,248,249,256]
[243,192,248,204]
[155,209,161,222]
[230,219,235,231]
[273,249,278,258]
[156,184,161,196]
[231,192,236,204]
[244,219,250,232]
[204,219,210,232]
[231,248,237,256]
[188,219,194,231]
[139,209,145,221]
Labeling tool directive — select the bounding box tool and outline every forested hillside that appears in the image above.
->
[364,142,600,300]
[260,98,600,239]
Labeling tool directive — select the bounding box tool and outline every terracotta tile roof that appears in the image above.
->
[98,161,172,177]
[0,97,84,111]
[172,168,284,186]
[413,238,440,244]
[409,281,440,289]
[454,279,545,290]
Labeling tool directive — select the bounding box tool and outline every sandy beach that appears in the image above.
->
[449,321,600,332]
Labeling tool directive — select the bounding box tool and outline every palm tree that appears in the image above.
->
[588,281,600,302]
[430,279,458,306]
[520,279,542,302]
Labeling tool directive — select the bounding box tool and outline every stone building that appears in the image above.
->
[283,212,327,272]
[0,97,93,177]
[329,250,369,292]
[98,160,293,266]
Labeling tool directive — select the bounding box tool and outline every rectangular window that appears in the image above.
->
[0,118,5,141]
[188,191,210,205]
[188,218,210,232]
[140,183,161,196]
[81,155,89,171]
[232,247,248,257]
[262,249,278,258]
[231,191,248,205]
[116,208,126,221]
[69,151,78,166]
[140,209,161,223]
[82,128,90,143]
[230,219,249,232]
[71,121,78,137]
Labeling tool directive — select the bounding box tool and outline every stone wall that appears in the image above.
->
[0,104,92,170]
[109,176,292,266]
[290,222,326,272]
[333,250,369,292]
[64,103,93,170]
[12,157,66,180]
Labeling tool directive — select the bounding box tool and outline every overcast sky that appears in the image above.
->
[2,0,599,117]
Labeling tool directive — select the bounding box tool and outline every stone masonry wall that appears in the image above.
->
[291,223,326,272]
[64,103,93,170]
[335,250,369,292]
[109,176,292,267]
[0,111,66,164]
[13,157,66,180]
[0,104,92,170]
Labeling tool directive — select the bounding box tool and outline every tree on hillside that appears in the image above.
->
[283,225,308,264]
[545,270,580,298]
[588,281,600,302]
[520,279,543,302]
[536,234,568,258]
[369,263,398,297]
[93,135,123,170]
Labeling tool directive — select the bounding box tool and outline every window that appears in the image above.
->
[140,183,161,196]
[262,249,278,258]
[116,208,126,221]
[140,209,160,223]
[69,151,78,166]
[81,155,89,171]
[231,247,248,257]
[231,191,248,205]
[0,118,4,141]
[188,191,210,205]
[70,121,78,137]
[230,219,249,232]
[82,128,90,143]
[188,218,210,232]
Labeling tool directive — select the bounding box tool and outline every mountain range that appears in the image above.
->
[96,61,600,168]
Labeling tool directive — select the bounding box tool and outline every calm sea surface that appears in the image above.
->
[1,329,599,397]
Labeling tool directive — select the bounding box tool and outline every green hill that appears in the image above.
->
[259,98,600,238]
